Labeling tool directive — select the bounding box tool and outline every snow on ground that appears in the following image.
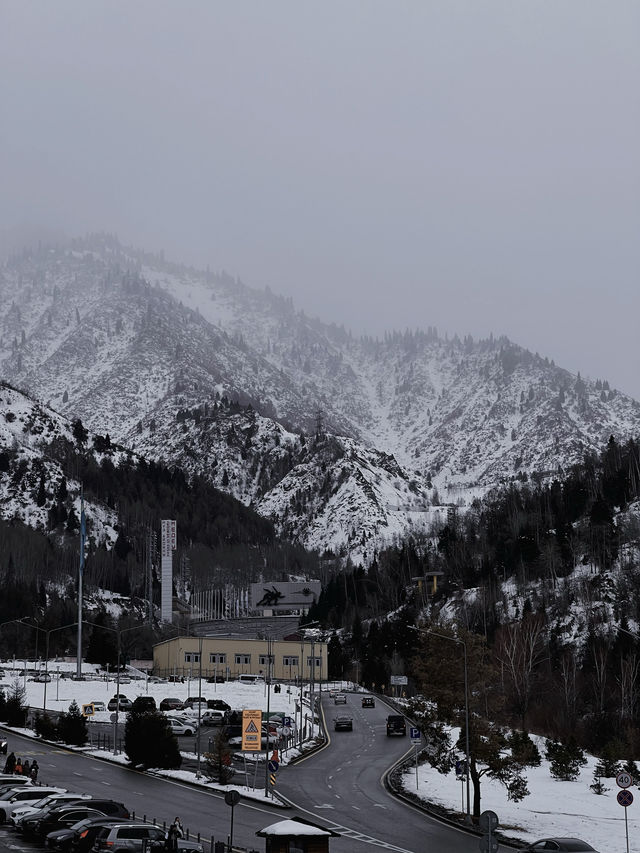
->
[1,661,307,722]
[401,731,637,853]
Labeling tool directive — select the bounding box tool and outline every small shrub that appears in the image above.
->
[57,700,88,746]
[34,712,58,740]
[545,737,587,781]
[509,731,541,767]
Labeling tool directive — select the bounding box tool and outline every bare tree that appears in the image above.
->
[494,615,547,729]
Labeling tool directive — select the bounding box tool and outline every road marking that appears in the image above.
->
[373,803,387,808]
[315,805,335,809]
[352,805,360,810]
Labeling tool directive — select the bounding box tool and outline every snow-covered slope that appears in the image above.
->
[2,235,639,557]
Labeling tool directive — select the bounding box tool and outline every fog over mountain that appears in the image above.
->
[1,2,638,400]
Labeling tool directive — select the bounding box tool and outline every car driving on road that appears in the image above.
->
[334,693,347,704]
[334,715,353,731]
[362,696,375,707]
[386,714,407,736]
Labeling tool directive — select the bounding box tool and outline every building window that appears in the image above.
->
[283,656,299,667]
[184,652,200,663]
[209,653,226,664]
[306,657,322,668]
[259,654,274,666]
[235,654,251,665]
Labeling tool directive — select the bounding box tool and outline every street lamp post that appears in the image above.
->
[413,626,471,824]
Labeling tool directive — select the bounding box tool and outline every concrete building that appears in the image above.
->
[153,635,327,683]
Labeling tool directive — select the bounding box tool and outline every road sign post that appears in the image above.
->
[224,790,240,853]
[479,810,499,853]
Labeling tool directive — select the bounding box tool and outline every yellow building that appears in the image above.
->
[153,636,327,683]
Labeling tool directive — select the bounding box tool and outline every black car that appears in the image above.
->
[361,696,375,708]
[334,715,353,731]
[521,840,599,853]
[46,817,130,853]
[159,697,183,712]
[131,697,156,713]
[386,714,406,736]
[207,699,230,710]
[207,675,225,683]
[31,803,130,839]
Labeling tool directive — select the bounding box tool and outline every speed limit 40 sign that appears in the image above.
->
[617,771,634,789]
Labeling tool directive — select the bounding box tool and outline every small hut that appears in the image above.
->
[256,817,340,853]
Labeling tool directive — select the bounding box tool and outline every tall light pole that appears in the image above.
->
[413,626,471,824]
[263,636,274,797]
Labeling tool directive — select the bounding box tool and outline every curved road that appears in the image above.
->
[277,692,475,853]
[3,694,498,853]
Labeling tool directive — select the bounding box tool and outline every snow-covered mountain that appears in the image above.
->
[2,235,639,558]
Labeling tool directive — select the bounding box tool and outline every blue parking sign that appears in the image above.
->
[410,727,420,742]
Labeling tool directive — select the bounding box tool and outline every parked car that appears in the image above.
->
[90,702,106,712]
[207,699,230,711]
[33,673,52,682]
[45,816,127,852]
[182,696,207,709]
[10,793,90,827]
[334,694,347,704]
[107,697,133,712]
[167,718,196,736]
[361,696,375,708]
[92,822,168,852]
[334,715,353,731]
[386,715,407,736]
[0,787,66,823]
[167,713,199,729]
[31,807,110,839]
[206,675,225,683]
[27,802,129,839]
[159,697,183,712]
[200,710,225,727]
[131,697,156,713]
[521,840,599,852]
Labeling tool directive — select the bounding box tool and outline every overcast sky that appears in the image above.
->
[2,2,639,397]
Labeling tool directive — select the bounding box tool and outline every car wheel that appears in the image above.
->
[185,729,193,736]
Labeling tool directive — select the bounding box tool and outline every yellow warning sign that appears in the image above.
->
[82,703,95,717]
[242,709,262,751]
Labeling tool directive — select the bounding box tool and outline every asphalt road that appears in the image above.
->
[1,697,508,853]
[276,692,476,853]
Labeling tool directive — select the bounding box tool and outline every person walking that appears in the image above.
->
[30,760,39,781]
[14,757,22,775]
[3,752,15,774]
[166,817,183,852]
[22,759,30,778]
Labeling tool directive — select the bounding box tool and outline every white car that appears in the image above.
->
[10,793,89,827]
[167,713,200,730]
[167,717,196,736]
[0,786,66,822]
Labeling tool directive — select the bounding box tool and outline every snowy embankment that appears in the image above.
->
[400,730,637,853]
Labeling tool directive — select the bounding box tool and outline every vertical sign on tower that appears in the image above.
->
[161,520,177,623]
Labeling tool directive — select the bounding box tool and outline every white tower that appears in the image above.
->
[160,519,177,623]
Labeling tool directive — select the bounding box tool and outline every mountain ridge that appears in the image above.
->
[2,234,638,558]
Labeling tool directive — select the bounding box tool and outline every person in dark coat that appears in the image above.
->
[22,759,30,778]
[166,817,183,852]
[3,752,15,774]
[30,760,39,781]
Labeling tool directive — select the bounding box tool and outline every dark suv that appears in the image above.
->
[386,715,406,736]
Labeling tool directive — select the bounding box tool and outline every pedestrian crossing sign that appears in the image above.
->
[242,709,262,751]
[82,703,95,717]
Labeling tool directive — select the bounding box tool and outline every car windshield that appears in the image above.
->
[563,844,595,852]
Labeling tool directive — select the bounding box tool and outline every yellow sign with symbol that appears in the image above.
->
[242,709,262,752]
[81,703,95,717]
